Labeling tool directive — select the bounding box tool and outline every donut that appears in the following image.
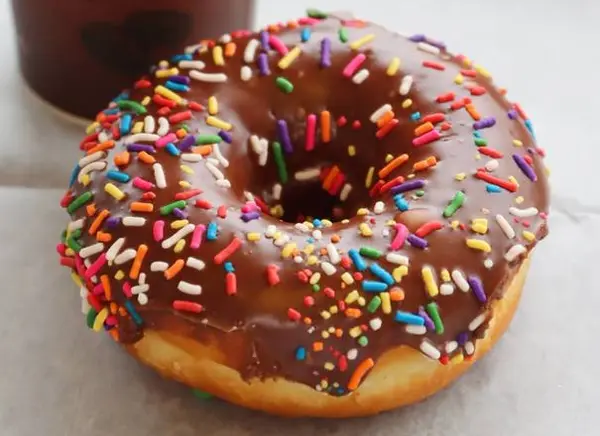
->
[57,10,550,418]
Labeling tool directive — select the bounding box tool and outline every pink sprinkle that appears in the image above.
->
[155,133,177,148]
[305,114,317,151]
[190,224,206,249]
[75,254,86,277]
[105,315,118,326]
[122,282,133,298]
[298,17,320,25]
[241,202,260,213]
[268,35,288,55]
[153,220,165,241]
[390,223,409,250]
[225,272,237,295]
[132,177,154,191]
[412,129,441,147]
[92,283,104,295]
[84,253,106,280]
[56,243,66,256]
[342,53,366,78]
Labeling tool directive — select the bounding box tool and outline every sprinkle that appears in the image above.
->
[426,303,444,334]
[369,263,394,285]
[178,60,205,69]
[394,310,425,326]
[301,27,311,42]
[362,281,388,292]
[164,259,185,280]
[214,238,242,266]
[152,163,167,189]
[150,261,168,272]
[205,116,232,131]
[79,243,104,259]
[190,225,206,249]
[358,246,382,259]
[105,238,125,262]
[271,142,288,183]
[375,119,399,139]
[244,39,259,63]
[466,238,492,253]
[342,53,366,78]
[349,33,375,50]
[206,222,218,241]
[266,265,280,286]
[386,57,401,75]
[240,65,252,81]
[129,244,148,280]
[391,179,425,194]
[159,200,186,216]
[276,76,294,93]
[122,216,146,227]
[189,70,227,83]
[473,116,496,130]
[321,262,336,276]
[442,191,466,218]
[494,214,515,239]
[173,300,203,313]
[405,325,427,335]
[114,249,136,265]
[451,270,470,292]
[278,45,302,69]
[417,42,441,55]
[505,244,527,262]
[399,75,413,95]
[413,129,441,147]
[469,314,487,332]
[385,253,409,267]
[178,281,202,295]
[67,191,93,214]
[257,53,270,76]
[162,223,195,249]
[388,223,408,251]
[348,249,367,271]
[423,60,445,70]
[320,111,331,143]
[509,206,539,218]
[420,341,441,360]
[468,276,487,303]
[475,171,517,192]
[513,154,537,181]
[422,266,439,297]
[378,153,408,178]
[352,69,370,84]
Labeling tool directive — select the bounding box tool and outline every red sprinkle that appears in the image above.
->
[514,103,529,120]
[450,99,468,111]
[157,107,171,116]
[478,147,504,158]
[379,176,405,194]
[352,120,362,129]
[134,79,152,89]
[175,189,203,200]
[323,287,335,298]
[340,256,352,269]
[470,86,487,96]
[304,296,315,307]
[423,60,445,70]
[225,272,237,295]
[173,301,204,313]
[461,69,477,78]
[435,92,455,103]
[253,196,270,214]
[338,355,348,372]
[439,355,450,365]
[328,173,346,196]
[287,308,301,321]
[214,237,242,264]
[475,170,518,192]
[152,94,177,108]
[217,205,228,218]
[368,180,385,198]
[375,118,399,139]
[267,264,280,286]
[60,191,74,208]
[169,110,192,124]
[194,199,213,209]
[415,221,444,238]
[524,155,534,165]
[337,116,348,127]
[60,257,75,268]
[440,122,452,131]
[188,101,205,112]
[421,113,445,124]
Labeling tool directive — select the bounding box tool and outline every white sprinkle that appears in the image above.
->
[162,224,195,249]
[178,281,202,295]
[309,272,321,285]
[451,269,470,292]
[352,68,370,84]
[207,157,221,167]
[347,348,358,360]
[216,179,231,188]
[381,228,390,237]
[244,191,255,202]
[189,70,227,83]
[97,131,110,143]
[399,75,413,95]
[67,219,85,232]
[273,183,282,200]
[509,206,539,218]
[340,184,353,201]
[131,284,150,295]
[178,60,206,70]
[294,167,321,181]
[114,248,137,265]
[79,243,104,259]
[312,229,322,240]
[250,135,264,154]
[369,317,383,331]
[139,273,146,285]
[265,225,277,238]
[105,238,125,262]
[244,39,260,63]
[469,314,487,331]
[137,293,149,305]
[440,283,455,295]
[274,234,290,247]
[369,104,392,123]
[123,133,159,145]
[294,256,304,264]
[505,244,527,262]
[219,33,232,43]
[181,153,203,163]
[186,256,206,271]
[484,259,494,269]
[80,292,90,314]
[122,216,146,227]
[465,341,475,356]
[206,162,225,180]
[241,66,253,82]
[184,43,204,54]
[258,151,268,166]
[78,161,107,183]
[326,243,341,264]
[294,223,310,233]
[495,214,515,239]
[321,261,337,276]
[420,341,441,360]
[341,272,354,285]
[445,341,459,354]
[406,325,427,335]
[150,261,168,272]
[153,163,167,188]
[212,144,229,167]
[373,201,385,214]
[78,151,105,167]
[157,117,170,136]
[143,116,155,133]
[417,42,441,55]
[385,253,410,265]
[485,159,499,172]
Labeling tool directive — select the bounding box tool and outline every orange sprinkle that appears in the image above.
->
[114,151,131,167]
[376,110,394,128]
[164,259,185,280]
[378,153,409,178]
[109,330,119,341]
[110,302,118,314]
[303,317,312,325]
[335,328,344,338]
[389,288,405,301]
[86,140,115,155]
[138,151,156,164]
[86,203,97,217]
[465,103,481,121]
[320,110,331,143]
[100,275,111,300]
[176,128,187,139]
[322,165,340,190]
[414,121,434,137]
[287,20,299,29]
[96,231,112,242]
[330,234,341,243]
[118,307,127,316]
[347,358,375,391]
[413,156,438,171]
[130,202,154,213]
[88,209,110,235]
[224,42,237,57]
[194,145,213,156]
[345,308,362,318]
[129,244,148,280]
[313,342,324,352]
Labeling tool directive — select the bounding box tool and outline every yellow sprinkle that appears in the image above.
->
[341,272,354,285]
[345,290,360,304]
[104,183,125,201]
[359,223,373,237]
[321,310,331,320]
[451,220,461,230]
[114,270,125,280]
[270,205,284,218]
[131,121,144,134]
[171,220,189,230]
[303,221,315,229]
[513,139,523,147]
[328,326,336,334]
[281,243,297,258]
[321,331,330,339]
[384,153,394,163]
[65,248,75,257]
[386,57,401,76]
[402,98,413,109]
[422,266,439,297]
[93,307,109,332]
[380,292,392,314]
[471,218,488,234]
[81,174,91,187]
[461,56,472,67]
[208,96,218,115]
[273,231,282,240]
[70,272,83,288]
[357,297,366,306]
[309,273,321,286]
[454,74,464,85]
[515,196,525,204]
[466,238,492,252]
[474,64,491,78]
[450,353,464,365]
[320,379,329,389]
[206,116,232,131]
[349,33,375,50]
[86,122,100,135]
[393,265,408,283]
[246,232,261,242]
[348,145,356,156]
[349,326,363,338]
[365,166,375,188]
[213,45,225,66]
[179,181,191,189]
[329,305,339,314]
[307,255,318,265]
[321,219,333,227]
[324,362,335,371]
[356,208,369,216]
[278,45,302,69]
[174,239,186,253]
[440,268,451,282]
[155,85,182,104]
[522,231,536,242]
[508,176,520,187]
[180,165,194,175]
[303,244,315,255]
[141,96,151,106]
[475,154,482,160]
[158,60,169,68]
[155,67,179,78]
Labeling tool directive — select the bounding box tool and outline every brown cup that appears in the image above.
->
[10,0,256,120]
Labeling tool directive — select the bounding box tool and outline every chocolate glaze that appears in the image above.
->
[62,15,550,396]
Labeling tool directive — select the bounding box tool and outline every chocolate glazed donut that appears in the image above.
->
[58,12,549,408]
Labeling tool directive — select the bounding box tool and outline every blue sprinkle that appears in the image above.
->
[301,27,311,42]
[224,262,235,273]
[348,249,367,271]
[206,222,218,241]
[525,119,535,138]
[473,131,481,138]
[369,263,394,285]
[393,194,410,211]
[106,170,131,183]
[362,280,388,292]
[295,347,306,361]
[103,107,119,115]
[410,112,421,121]
[171,53,192,62]
[120,113,132,135]
[68,164,79,187]
[165,143,181,156]
[486,184,502,193]
[112,91,129,103]
[165,80,190,93]
[124,300,143,326]
[394,310,425,326]
[306,237,315,244]
[312,218,322,228]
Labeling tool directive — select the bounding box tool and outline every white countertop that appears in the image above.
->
[1,1,598,435]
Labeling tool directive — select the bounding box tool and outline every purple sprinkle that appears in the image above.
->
[241,211,260,222]
[168,75,191,85]
[507,109,518,120]
[409,34,426,42]
[407,234,428,249]
[177,134,196,151]
[512,154,537,182]
[320,38,331,68]
[457,332,469,346]
[390,179,425,195]
[418,307,435,331]
[127,143,155,153]
[173,208,187,220]
[257,53,270,76]
[277,119,293,153]
[218,130,233,144]
[424,37,446,50]
[259,30,270,50]
[467,276,487,303]
[473,116,496,130]
[106,216,120,229]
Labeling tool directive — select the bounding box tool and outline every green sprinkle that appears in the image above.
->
[367,296,382,313]
[474,137,488,147]
[426,302,444,334]
[196,134,222,145]
[359,246,382,259]
[339,27,349,43]
[86,308,97,329]
[357,336,369,347]
[160,200,186,216]
[415,190,425,197]
[67,191,93,214]
[312,284,320,292]
[117,100,147,115]
[192,389,214,400]
[67,229,82,253]
[306,8,328,19]
[275,77,294,93]
[443,191,465,218]
[272,141,288,183]
[60,230,67,243]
